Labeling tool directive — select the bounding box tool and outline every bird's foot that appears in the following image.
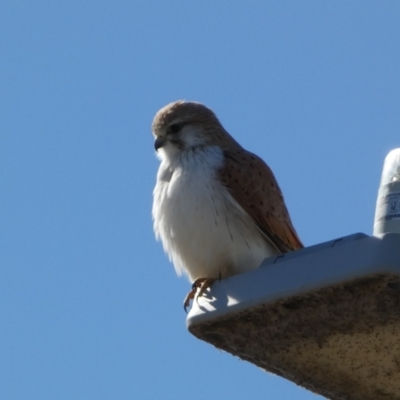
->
[196,278,215,300]
[183,287,197,313]
[183,277,216,313]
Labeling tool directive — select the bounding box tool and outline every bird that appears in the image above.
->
[152,100,303,311]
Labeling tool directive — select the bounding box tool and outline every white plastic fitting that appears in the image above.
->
[374,149,400,235]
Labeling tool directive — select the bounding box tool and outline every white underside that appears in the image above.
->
[152,146,278,282]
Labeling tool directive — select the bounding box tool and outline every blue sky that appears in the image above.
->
[1,2,400,399]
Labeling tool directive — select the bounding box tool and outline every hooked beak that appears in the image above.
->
[154,137,166,151]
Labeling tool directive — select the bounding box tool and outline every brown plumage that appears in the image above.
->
[219,147,303,252]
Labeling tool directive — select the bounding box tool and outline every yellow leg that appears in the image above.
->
[183,277,216,312]
[196,278,216,301]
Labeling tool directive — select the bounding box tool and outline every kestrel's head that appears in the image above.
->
[151,101,228,158]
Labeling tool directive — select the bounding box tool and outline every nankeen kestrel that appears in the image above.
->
[152,101,303,311]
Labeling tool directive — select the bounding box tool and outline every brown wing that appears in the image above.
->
[218,148,303,253]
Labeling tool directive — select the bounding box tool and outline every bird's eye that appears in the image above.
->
[169,124,181,134]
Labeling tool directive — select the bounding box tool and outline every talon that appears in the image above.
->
[183,287,197,313]
[184,278,214,312]
[196,278,216,303]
